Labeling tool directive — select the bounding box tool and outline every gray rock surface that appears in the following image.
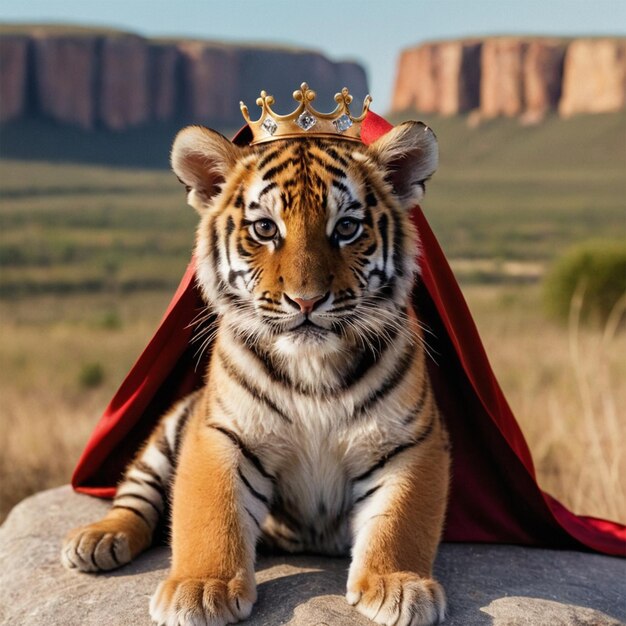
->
[0,486,624,626]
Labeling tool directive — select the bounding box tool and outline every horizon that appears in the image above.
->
[1,0,624,111]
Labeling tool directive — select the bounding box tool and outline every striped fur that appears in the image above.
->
[61,392,197,572]
[62,121,450,626]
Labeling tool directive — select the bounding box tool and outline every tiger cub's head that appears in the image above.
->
[172,123,437,358]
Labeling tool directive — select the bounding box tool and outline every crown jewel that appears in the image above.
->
[240,83,372,146]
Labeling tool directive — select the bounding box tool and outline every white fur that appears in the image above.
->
[207,312,427,556]
[140,445,171,482]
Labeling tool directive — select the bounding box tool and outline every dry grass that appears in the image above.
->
[463,284,625,524]
[0,292,173,520]
[0,285,623,526]
[0,388,103,517]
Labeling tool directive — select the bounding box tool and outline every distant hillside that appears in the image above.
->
[388,112,625,278]
[0,24,368,131]
[393,36,626,122]
[1,112,623,296]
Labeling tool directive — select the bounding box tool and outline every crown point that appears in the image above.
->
[240,101,251,122]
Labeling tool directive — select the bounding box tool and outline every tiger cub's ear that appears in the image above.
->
[171,126,241,212]
[368,121,438,209]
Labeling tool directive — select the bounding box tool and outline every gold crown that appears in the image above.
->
[240,82,372,146]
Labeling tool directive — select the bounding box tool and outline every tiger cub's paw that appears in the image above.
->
[149,571,257,626]
[61,523,133,573]
[347,572,446,626]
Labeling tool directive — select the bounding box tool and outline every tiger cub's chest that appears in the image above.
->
[209,331,414,555]
[249,400,389,556]
[260,421,356,556]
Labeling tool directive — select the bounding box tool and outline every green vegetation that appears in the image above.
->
[78,362,105,389]
[543,240,626,325]
[97,310,123,330]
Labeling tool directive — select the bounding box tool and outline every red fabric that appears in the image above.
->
[72,112,626,557]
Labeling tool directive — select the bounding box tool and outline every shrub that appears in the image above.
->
[78,362,105,389]
[543,240,626,326]
[97,310,122,330]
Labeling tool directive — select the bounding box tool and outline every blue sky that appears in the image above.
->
[1,0,624,112]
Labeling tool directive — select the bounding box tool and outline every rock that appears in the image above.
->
[392,46,427,112]
[438,41,482,116]
[31,32,98,129]
[392,41,481,115]
[559,38,626,117]
[174,42,369,128]
[176,41,239,125]
[392,36,625,122]
[148,43,181,122]
[1,486,624,626]
[0,25,368,131]
[392,37,567,120]
[0,35,29,122]
[98,35,151,130]
[523,39,567,121]
[480,38,528,118]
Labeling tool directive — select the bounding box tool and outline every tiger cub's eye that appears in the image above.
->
[253,219,278,240]
[334,218,361,241]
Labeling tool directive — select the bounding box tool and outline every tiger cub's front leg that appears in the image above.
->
[149,412,271,626]
[61,392,198,572]
[347,415,450,626]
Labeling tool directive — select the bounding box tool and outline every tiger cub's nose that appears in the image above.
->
[284,292,329,314]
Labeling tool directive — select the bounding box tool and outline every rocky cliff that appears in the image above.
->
[393,41,482,115]
[392,36,626,121]
[0,26,368,130]
[559,38,626,117]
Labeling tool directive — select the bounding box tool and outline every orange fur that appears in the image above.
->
[170,399,250,580]
[150,393,257,620]
[353,439,449,577]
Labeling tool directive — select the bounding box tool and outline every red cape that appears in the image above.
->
[72,112,625,557]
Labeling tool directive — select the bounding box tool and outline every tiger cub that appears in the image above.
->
[62,121,450,626]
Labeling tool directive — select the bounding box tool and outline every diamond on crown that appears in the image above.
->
[262,116,278,136]
[296,111,317,131]
[333,114,353,133]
